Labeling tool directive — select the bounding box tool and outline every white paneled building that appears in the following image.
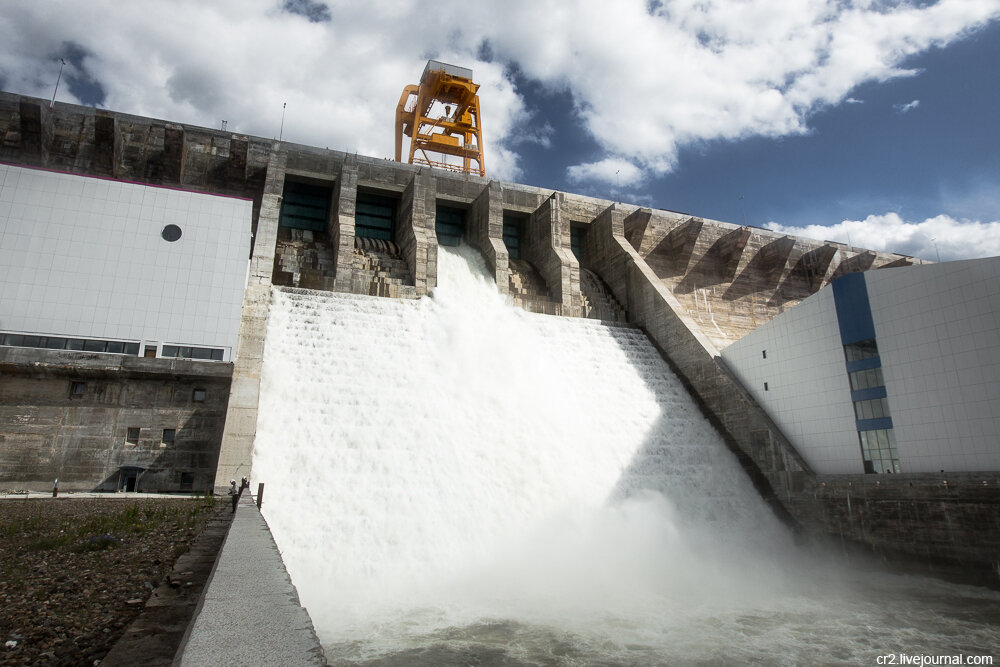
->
[0,164,251,361]
[722,257,1000,475]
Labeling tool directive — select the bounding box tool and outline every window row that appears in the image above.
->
[854,397,891,421]
[849,366,884,391]
[126,427,175,445]
[161,345,225,361]
[1,333,140,356]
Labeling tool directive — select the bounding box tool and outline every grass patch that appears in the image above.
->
[27,532,75,552]
[12,497,217,553]
[72,534,121,553]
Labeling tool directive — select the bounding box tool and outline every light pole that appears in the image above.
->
[279,102,287,142]
[616,169,620,204]
[931,237,941,262]
[50,58,66,109]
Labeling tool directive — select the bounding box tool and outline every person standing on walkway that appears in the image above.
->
[52,478,59,498]
[228,479,239,513]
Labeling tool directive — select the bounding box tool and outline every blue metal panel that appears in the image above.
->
[846,356,882,373]
[832,272,876,345]
[857,417,894,431]
[851,386,888,402]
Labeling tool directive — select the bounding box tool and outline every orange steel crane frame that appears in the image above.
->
[395,60,485,176]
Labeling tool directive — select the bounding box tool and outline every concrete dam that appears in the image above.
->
[253,246,999,663]
[2,92,1000,661]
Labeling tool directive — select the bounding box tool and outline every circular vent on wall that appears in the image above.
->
[161,224,182,242]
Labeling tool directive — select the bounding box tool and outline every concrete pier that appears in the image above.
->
[176,493,326,665]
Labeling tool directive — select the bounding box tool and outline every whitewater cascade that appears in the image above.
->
[253,245,1000,664]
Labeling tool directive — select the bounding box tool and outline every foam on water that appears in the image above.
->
[254,245,1000,664]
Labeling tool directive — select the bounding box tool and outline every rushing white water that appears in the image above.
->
[254,245,1000,665]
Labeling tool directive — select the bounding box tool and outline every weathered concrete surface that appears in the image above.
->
[0,348,231,492]
[398,170,438,295]
[213,147,287,492]
[789,472,1000,587]
[176,494,326,666]
[525,192,578,315]
[622,206,922,351]
[101,499,234,666]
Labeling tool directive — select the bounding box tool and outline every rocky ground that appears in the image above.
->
[0,495,220,667]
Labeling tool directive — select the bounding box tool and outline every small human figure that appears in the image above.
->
[240,476,249,494]
[228,479,239,513]
[52,478,59,498]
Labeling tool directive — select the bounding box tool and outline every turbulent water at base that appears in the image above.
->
[254,245,999,666]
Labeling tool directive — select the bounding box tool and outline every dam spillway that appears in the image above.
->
[252,245,1000,664]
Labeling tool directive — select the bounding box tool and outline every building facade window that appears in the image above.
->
[1,333,139,356]
[161,345,224,361]
[832,273,900,474]
[844,338,879,362]
[854,397,890,420]
[859,429,900,474]
[126,427,140,445]
[849,367,885,391]
[162,429,175,445]
[192,388,206,402]
[70,381,87,396]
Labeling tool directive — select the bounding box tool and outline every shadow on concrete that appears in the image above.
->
[644,217,703,279]
[91,406,225,496]
[767,244,837,308]
[674,227,750,294]
[722,236,796,301]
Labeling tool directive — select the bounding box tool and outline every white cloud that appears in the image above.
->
[0,0,998,182]
[567,157,643,187]
[765,212,1000,262]
[504,120,554,149]
[894,99,921,113]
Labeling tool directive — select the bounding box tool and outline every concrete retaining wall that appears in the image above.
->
[0,348,231,492]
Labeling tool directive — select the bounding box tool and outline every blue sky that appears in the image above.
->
[1,0,998,261]
[519,19,1000,226]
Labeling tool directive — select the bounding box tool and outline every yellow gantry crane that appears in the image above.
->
[395,60,485,176]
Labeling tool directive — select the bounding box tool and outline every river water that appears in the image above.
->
[254,244,999,665]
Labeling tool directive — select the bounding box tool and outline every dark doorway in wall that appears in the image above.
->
[118,466,144,492]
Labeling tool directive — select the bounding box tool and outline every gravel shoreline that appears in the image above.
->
[0,496,220,666]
